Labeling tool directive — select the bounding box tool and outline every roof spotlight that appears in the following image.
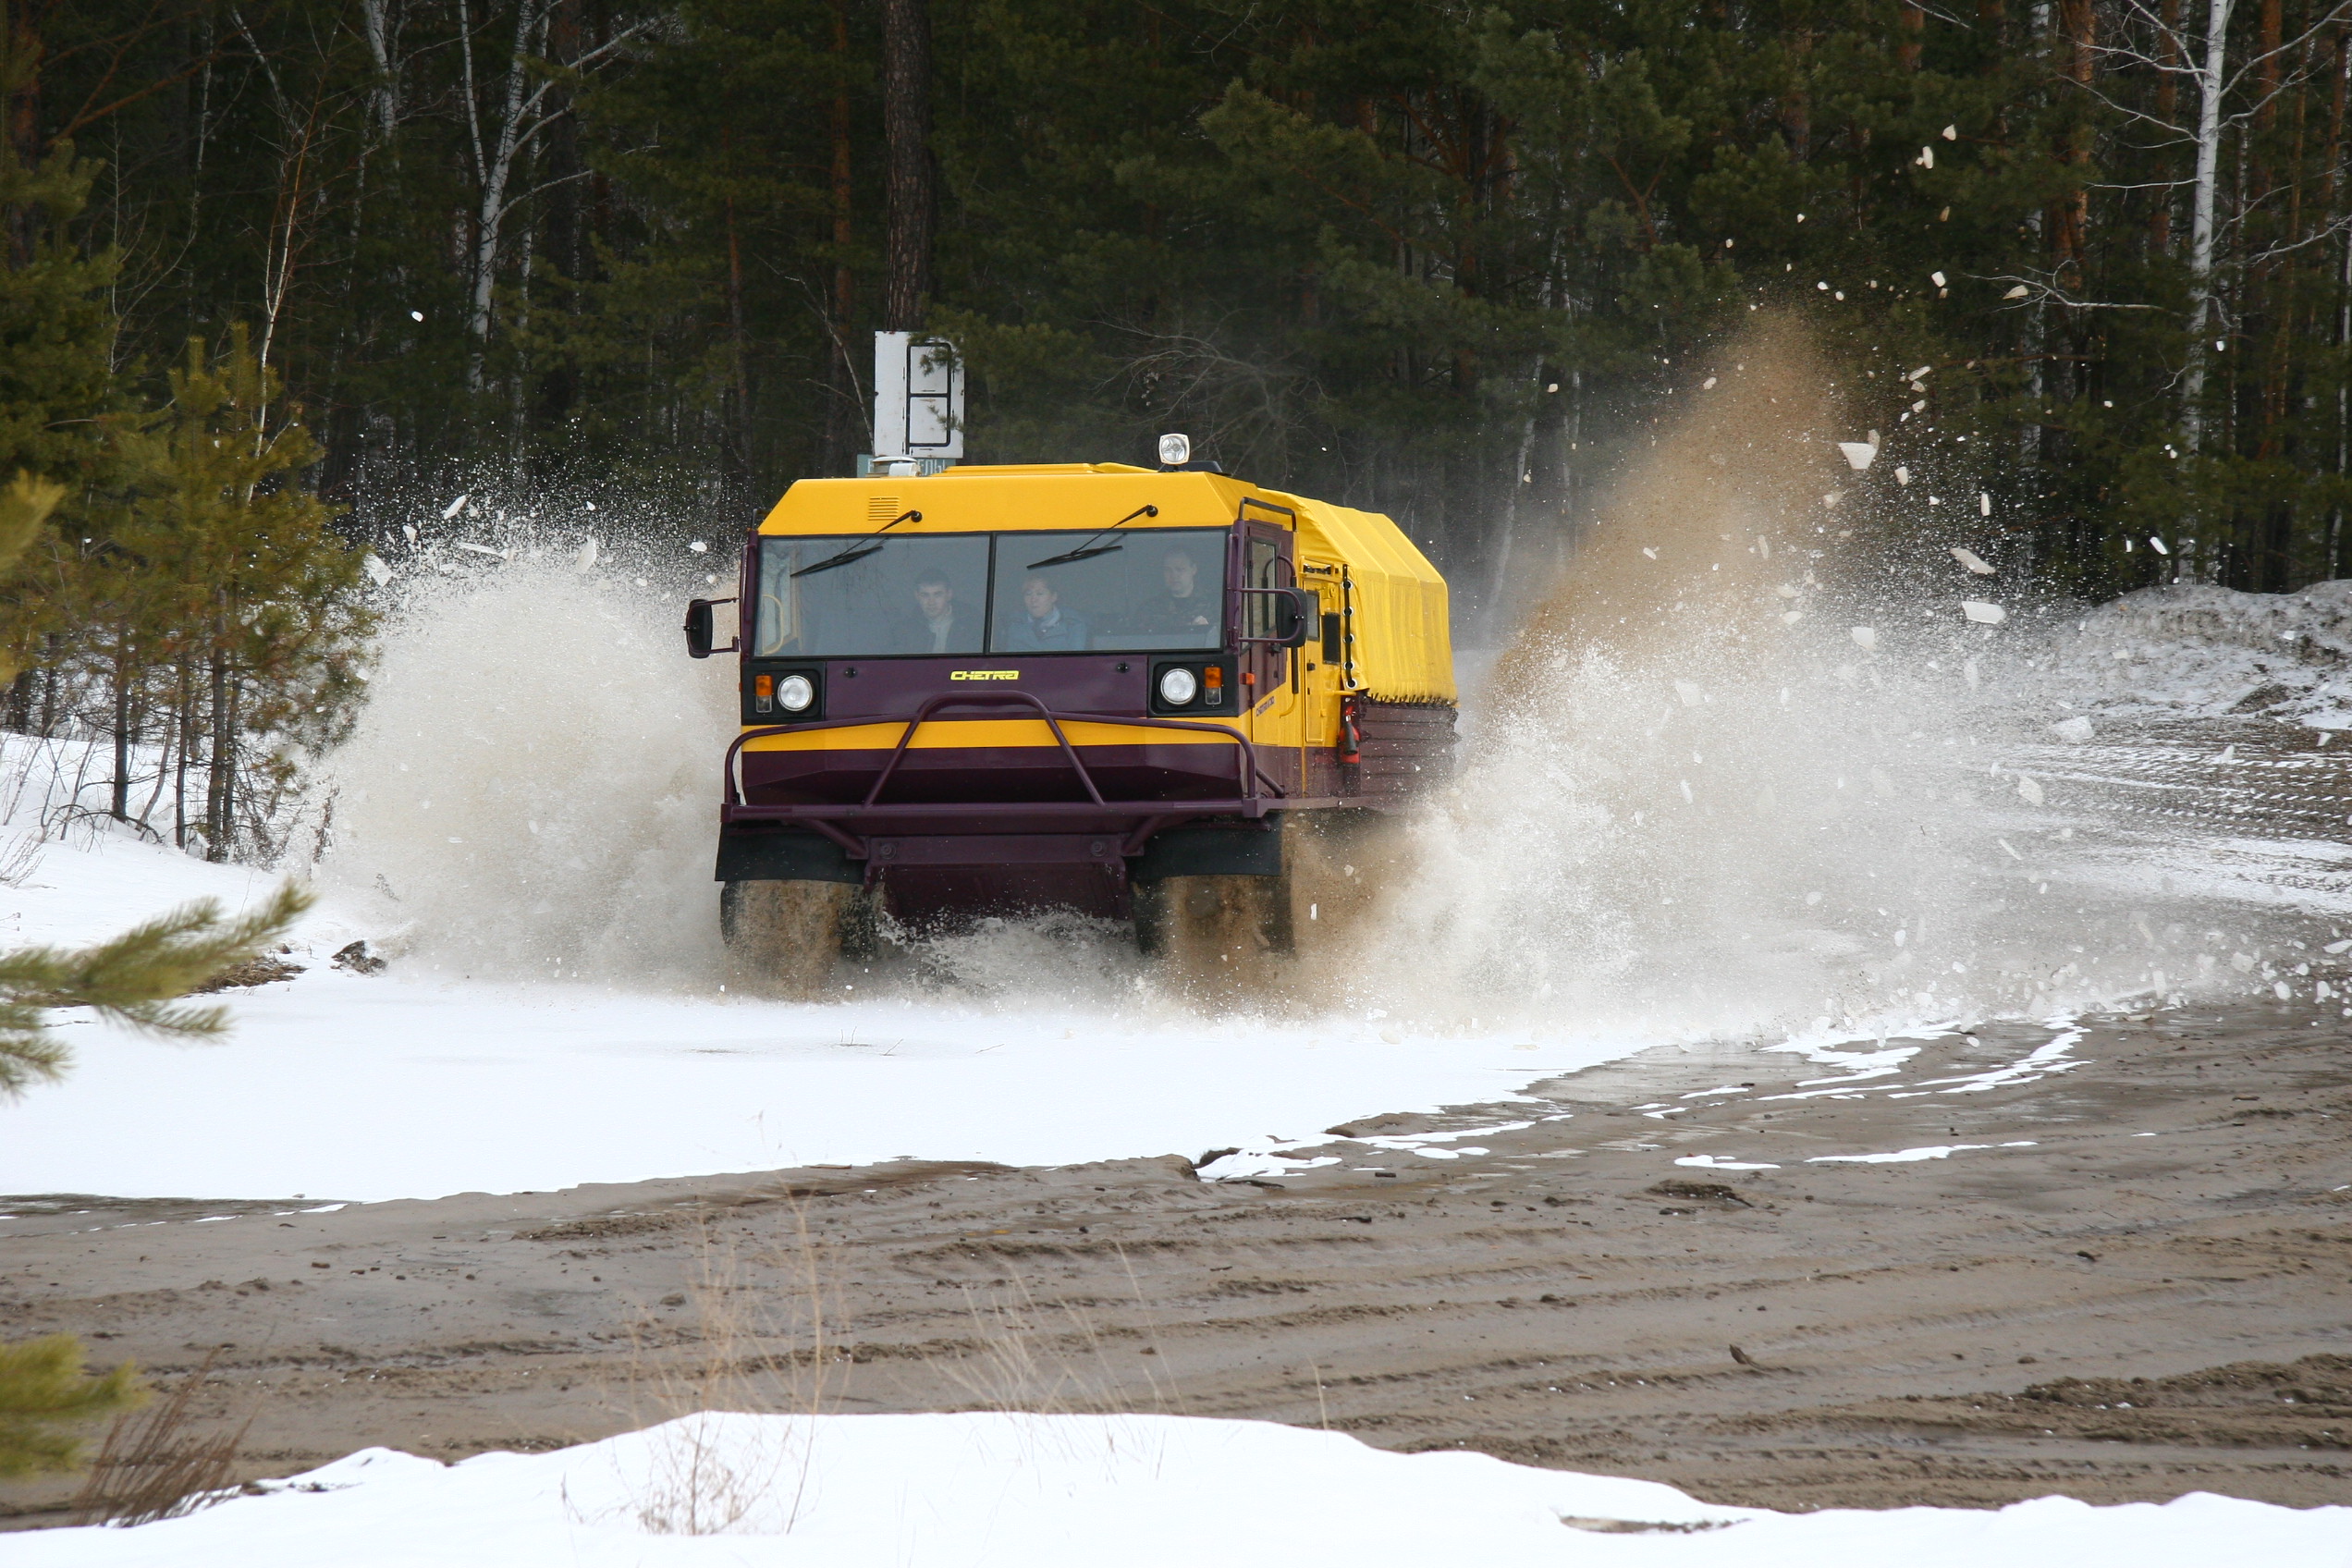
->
[1158,433,1192,469]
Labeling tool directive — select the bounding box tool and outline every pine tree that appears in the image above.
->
[0,38,121,702]
[116,330,374,857]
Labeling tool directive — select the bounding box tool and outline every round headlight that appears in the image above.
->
[1158,432,1192,468]
[1158,667,1198,705]
[776,673,815,713]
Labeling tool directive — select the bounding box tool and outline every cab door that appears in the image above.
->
[1239,519,1302,780]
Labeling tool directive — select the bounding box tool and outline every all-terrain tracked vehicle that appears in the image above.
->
[684,421,1456,987]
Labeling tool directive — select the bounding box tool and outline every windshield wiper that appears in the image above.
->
[1028,505,1158,570]
[791,508,922,578]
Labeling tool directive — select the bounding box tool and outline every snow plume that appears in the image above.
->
[316,547,736,986]
[1353,319,2315,1038]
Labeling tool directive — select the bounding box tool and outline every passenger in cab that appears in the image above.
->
[1003,573,1090,650]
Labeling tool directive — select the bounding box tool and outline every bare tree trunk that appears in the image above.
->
[2155,0,2182,252]
[881,0,932,330]
[2335,25,2351,578]
[204,643,233,862]
[822,0,860,472]
[359,0,403,146]
[463,0,549,390]
[2183,0,2236,474]
[108,631,130,821]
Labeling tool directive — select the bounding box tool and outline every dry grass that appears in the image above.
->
[68,1348,251,1527]
[0,831,44,889]
[589,1200,848,1537]
[933,1245,1184,1420]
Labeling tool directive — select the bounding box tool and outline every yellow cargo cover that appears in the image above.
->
[1268,491,1455,705]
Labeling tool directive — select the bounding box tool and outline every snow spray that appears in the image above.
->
[1324,316,2331,1038]
[317,536,739,986]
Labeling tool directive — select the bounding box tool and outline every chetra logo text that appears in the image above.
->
[949,670,1020,681]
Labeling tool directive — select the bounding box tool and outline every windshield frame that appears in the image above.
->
[753,527,1231,659]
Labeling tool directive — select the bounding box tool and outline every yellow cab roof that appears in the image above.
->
[755,463,1453,704]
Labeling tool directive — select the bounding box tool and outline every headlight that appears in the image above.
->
[777,673,815,713]
[1158,432,1192,467]
[1158,667,1198,705]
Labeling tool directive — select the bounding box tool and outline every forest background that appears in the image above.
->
[5,0,2352,857]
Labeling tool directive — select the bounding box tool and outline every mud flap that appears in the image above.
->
[716,827,863,884]
[1130,821,1283,881]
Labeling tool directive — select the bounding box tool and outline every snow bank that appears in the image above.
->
[2041,579,2352,725]
[6,1411,2343,1568]
[0,828,1604,1202]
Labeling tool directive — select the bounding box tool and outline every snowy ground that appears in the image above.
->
[10,1411,2347,1568]
[0,827,1609,1202]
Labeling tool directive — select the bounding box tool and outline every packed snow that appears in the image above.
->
[0,826,1608,1202]
[6,1411,2346,1568]
[2042,578,2352,725]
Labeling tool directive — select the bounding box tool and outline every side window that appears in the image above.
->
[1245,538,1280,640]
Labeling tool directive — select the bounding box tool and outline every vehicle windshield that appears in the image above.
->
[753,530,1225,657]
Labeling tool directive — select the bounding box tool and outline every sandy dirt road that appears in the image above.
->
[3,998,2347,1526]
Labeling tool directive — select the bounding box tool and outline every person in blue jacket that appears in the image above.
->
[1002,573,1091,650]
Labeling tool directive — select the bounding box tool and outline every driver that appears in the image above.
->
[1134,547,1215,640]
[905,567,962,654]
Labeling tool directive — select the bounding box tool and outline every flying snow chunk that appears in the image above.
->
[1909,365,1932,383]
[410,310,424,323]
[1702,376,1717,389]
[1837,441,1878,471]
[1674,680,1706,707]
[1850,626,1879,651]
[2149,536,2170,556]
[1641,546,1659,559]
[1942,124,1958,140]
[689,540,709,554]
[1917,145,1935,168]
[2003,284,2030,300]
[1930,270,1947,288]
[1894,465,1911,486]
[361,553,392,587]
[1979,491,1992,516]
[2051,716,2096,743]
[1961,600,2007,624]
[2017,774,2046,805]
[456,541,506,559]
[574,538,599,572]
[440,494,470,520]
[1951,546,1995,575]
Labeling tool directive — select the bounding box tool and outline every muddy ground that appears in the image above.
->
[3,995,2348,1527]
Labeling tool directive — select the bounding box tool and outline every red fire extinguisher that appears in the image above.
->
[1338,693,1363,765]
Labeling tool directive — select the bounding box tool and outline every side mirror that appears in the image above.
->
[1272,588,1314,649]
[684,598,716,659]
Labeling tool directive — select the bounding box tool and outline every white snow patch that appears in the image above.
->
[1807,1141,2038,1164]
[6,1411,2344,1568]
[2040,578,2352,724]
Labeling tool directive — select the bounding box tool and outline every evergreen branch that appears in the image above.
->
[0,883,312,1101]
